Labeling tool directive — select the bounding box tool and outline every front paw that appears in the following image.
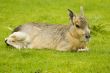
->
[77,48,89,52]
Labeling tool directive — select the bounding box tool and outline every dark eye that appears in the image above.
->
[76,25,80,28]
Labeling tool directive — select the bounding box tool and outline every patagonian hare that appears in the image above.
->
[5,7,90,52]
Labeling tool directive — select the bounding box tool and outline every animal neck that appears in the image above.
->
[69,29,80,39]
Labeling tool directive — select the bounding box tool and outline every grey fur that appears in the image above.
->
[5,8,90,52]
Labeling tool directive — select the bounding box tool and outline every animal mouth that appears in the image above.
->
[85,39,90,42]
[80,37,90,42]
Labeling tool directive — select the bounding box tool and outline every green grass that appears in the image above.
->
[0,0,110,73]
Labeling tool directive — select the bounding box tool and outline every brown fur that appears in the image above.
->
[5,7,90,52]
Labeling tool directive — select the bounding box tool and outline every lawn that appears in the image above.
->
[0,0,110,73]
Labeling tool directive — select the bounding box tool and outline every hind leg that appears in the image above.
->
[5,32,30,49]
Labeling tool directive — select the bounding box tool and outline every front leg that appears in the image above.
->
[77,47,89,52]
[57,41,72,52]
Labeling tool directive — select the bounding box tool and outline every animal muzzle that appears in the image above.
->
[85,33,91,42]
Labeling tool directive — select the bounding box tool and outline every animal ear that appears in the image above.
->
[80,6,84,17]
[68,9,76,25]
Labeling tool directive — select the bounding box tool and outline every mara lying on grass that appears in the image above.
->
[5,7,90,52]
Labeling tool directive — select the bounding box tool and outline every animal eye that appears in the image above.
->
[76,25,80,28]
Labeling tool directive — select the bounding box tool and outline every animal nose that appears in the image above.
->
[85,35,90,39]
[5,39,10,46]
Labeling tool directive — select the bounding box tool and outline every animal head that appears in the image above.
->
[5,32,30,49]
[68,7,90,42]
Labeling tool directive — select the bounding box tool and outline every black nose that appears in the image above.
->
[85,35,90,39]
[5,40,10,46]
